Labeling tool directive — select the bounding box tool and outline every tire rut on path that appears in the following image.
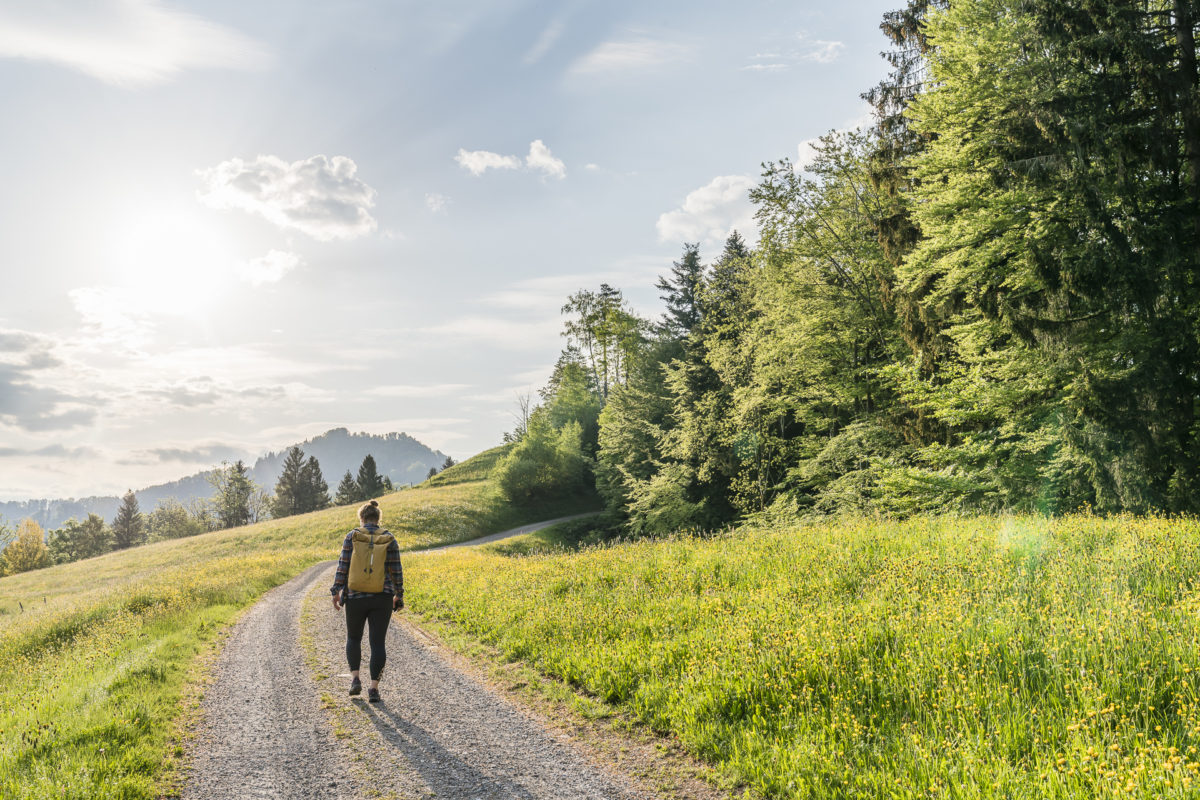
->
[305,564,652,800]
[182,561,364,800]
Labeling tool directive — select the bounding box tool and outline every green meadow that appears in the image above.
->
[408,514,1200,799]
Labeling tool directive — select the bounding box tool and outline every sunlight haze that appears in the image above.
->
[0,0,895,500]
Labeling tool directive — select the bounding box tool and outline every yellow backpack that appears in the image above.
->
[347,528,395,593]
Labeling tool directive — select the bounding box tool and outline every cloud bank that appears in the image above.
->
[197,154,378,241]
[0,0,270,86]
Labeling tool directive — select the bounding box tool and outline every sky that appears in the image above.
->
[0,0,898,501]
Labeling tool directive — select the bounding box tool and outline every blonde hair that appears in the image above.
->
[358,499,381,525]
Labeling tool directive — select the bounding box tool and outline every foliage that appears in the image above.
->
[410,514,1200,799]
[46,514,112,564]
[1,520,49,575]
[207,461,259,529]
[146,499,209,542]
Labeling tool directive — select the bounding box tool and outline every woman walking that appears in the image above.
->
[331,499,403,702]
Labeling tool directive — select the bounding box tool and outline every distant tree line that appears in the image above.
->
[497,1,1200,527]
[0,449,409,574]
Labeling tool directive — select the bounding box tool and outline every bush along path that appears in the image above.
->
[180,514,655,800]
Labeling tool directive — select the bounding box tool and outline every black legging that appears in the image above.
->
[344,594,393,680]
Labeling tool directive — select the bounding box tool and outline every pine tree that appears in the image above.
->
[300,456,331,512]
[334,470,362,505]
[442,455,456,470]
[356,454,386,500]
[427,466,438,480]
[272,446,308,518]
[111,490,146,549]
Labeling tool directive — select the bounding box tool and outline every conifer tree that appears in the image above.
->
[111,490,146,549]
[356,454,386,499]
[334,470,362,505]
[272,446,308,518]
[300,456,330,512]
[442,455,455,470]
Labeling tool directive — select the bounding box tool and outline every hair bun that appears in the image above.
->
[369,499,379,507]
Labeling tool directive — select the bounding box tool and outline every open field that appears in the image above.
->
[0,446,564,800]
[407,514,1200,799]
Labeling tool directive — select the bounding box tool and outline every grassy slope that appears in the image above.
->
[407,514,1200,799]
[0,447,546,800]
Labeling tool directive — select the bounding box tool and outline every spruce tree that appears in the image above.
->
[301,456,330,512]
[442,455,456,470]
[356,454,386,499]
[272,446,307,518]
[334,470,361,505]
[656,242,704,339]
[111,490,146,549]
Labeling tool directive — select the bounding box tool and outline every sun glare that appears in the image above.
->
[108,211,239,314]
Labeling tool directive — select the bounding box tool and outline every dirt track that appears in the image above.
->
[181,514,651,800]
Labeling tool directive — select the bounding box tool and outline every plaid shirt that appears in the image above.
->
[330,524,404,601]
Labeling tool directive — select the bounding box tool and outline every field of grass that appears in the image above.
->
[407,515,1200,799]
[0,449,557,800]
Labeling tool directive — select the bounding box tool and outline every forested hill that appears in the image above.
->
[1,428,446,529]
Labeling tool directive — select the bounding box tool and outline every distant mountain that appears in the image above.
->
[0,428,447,531]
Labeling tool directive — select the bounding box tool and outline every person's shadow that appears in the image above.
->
[359,700,537,799]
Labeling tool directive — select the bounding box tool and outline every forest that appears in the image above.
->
[495,0,1200,532]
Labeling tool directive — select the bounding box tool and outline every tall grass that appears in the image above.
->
[0,459,534,799]
[407,514,1200,799]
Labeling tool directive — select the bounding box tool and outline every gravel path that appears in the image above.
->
[182,514,650,800]
[182,561,364,800]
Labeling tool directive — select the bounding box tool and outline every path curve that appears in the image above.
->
[182,512,645,800]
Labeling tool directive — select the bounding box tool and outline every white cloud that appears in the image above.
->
[570,36,691,77]
[656,175,758,248]
[425,192,450,213]
[525,140,565,179]
[456,141,567,179]
[239,249,300,286]
[0,0,270,86]
[196,154,377,241]
[743,32,845,73]
[584,163,600,171]
[455,149,521,176]
[801,40,844,64]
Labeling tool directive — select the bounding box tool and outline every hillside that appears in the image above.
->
[0,445,550,800]
[0,428,447,530]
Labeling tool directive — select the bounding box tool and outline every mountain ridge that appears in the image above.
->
[0,428,447,530]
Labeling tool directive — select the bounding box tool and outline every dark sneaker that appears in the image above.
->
[367,687,381,703]
[348,677,362,696]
